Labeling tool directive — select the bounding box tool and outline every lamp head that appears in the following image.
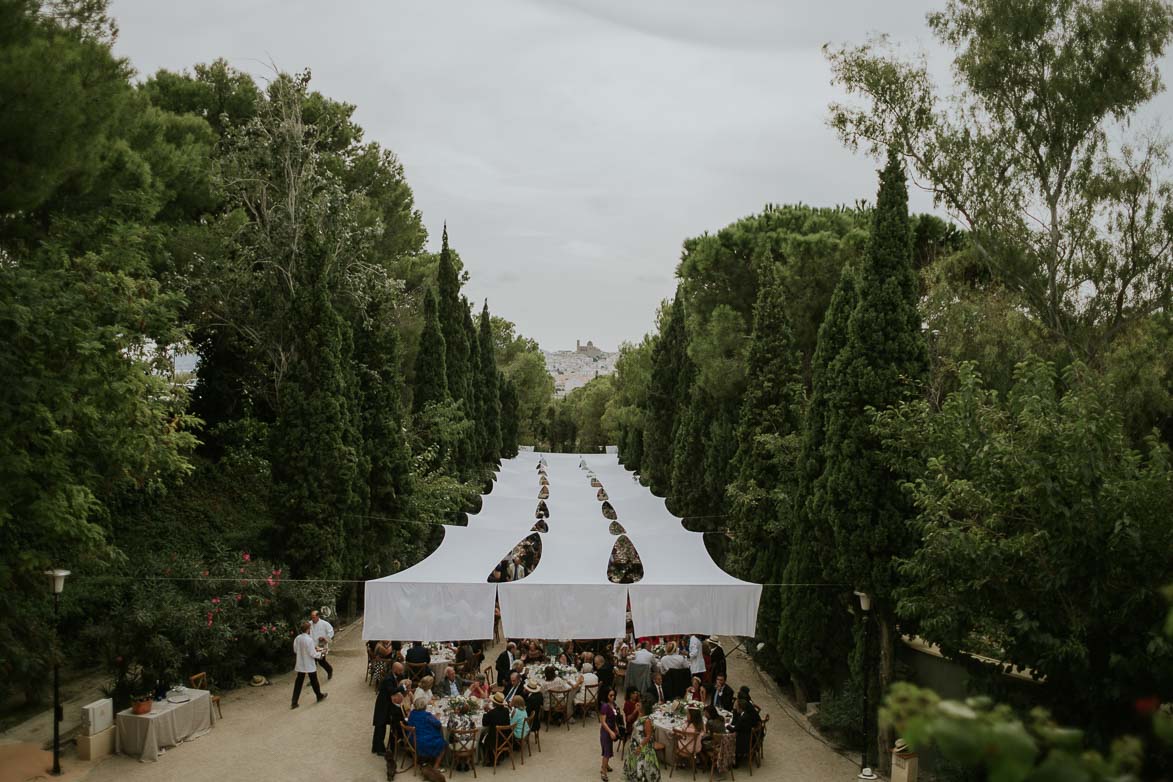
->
[45,569,70,595]
[853,590,872,612]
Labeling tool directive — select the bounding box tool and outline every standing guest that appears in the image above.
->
[730,696,761,768]
[480,692,511,762]
[688,634,706,680]
[381,689,408,774]
[596,654,615,692]
[407,695,448,781]
[621,689,642,741]
[510,694,531,743]
[707,637,726,682]
[469,674,490,700]
[308,609,334,680]
[622,712,662,782]
[495,642,517,685]
[290,621,327,709]
[405,640,430,666]
[645,672,668,705]
[373,684,405,759]
[599,687,619,781]
[524,680,544,735]
[372,668,405,753]
[710,674,733,710]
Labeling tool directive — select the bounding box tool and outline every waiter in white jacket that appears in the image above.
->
[309,609,334,680]
[688,634,706,679]
[291,621,328,709]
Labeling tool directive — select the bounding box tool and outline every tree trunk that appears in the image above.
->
[876,612,897,774]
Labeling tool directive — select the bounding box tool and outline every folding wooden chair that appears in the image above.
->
[448,727,478,778]
[579,683,600,726]
[547,689,572,732]
[670,729,699,779]
[524,711,540,755]
[188,672,222,719]
[399,724,419,776]
[490,725,515,773]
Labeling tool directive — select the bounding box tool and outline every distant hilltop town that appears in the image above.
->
[544,340,618,397]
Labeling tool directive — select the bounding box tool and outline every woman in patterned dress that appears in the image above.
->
[623,714,662,782]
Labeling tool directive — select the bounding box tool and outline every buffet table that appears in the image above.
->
[116,688,216,762]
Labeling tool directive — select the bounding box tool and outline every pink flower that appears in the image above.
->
[260,626,268,633]
[273,569,281,576]
[243,552,251,562]
[206,612,213,627]
[211,597,220,604]
[201,570,209,577]
[266,577,276,588]
[235,594,242,602]
[239,567,244,573]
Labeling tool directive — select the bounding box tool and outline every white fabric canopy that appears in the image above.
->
[362,452,761,641]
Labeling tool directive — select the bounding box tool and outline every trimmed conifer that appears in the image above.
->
[412,286,448,412]
[478,301,502,463]
[642,293,690,495]
[436,224,471,405]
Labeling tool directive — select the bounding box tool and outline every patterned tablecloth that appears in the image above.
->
[116,688,216,762]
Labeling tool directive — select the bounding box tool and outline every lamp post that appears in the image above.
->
[854,590,877,781]
[45,568,69,777]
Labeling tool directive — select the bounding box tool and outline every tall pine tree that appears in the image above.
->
[436,225,471,407]
[821,150,928,763]
[478,301,502,464]
[412,286,448,412]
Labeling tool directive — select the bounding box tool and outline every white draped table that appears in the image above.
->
[116,688,216,762]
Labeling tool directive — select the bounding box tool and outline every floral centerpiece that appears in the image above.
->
[427,641,454,658]
[445,695,481,716]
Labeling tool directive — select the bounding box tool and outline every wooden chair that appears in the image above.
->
[188,672,222,719]
[579,683,600,726]
[398,724,419,776]
[747,721,765,775]
[407,661,431,684]
[490,725,515,773]
[483,665,496,685]
[547,689,572,731]
[670,729,699,779]
[524,711,541,755]
[448,726,478,778]
[709,732,736,781]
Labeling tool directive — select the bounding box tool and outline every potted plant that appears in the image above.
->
[131,693,153,715]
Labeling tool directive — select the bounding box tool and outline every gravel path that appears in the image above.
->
[61,624,860,782]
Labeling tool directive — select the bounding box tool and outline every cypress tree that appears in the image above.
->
[669,390,708,518]
[726,266,805,664]
[820,151,928,763]
[270,268,361,579]
[643,293,689,495]
[412,286,448,412]
[498,373,520,457]
[436,224,471,406]
[355,295,414,575]
[478,301,502,463]
[779,265,858,696]
[461,302,483,475]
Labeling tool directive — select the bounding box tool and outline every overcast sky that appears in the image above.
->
[109,1,1171,351]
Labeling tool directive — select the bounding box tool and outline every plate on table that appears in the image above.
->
[167,695,192,703]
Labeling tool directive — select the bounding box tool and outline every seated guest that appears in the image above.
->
[416,675,435,702]
[710,673,734,710]
[679,706,704,756]
[731,696,761,767]
[405,641,430,665]
[438,666,465,698]
[574,663,599,706]
[737,685,762,712]
[480,692,511,760]
[373,639,395,659]
[407,695,448,776]
[504,671,524,703]
[468,674,490,700]
[687,675,707,705]
[701,704,727,767]
[556,652,571,667]
[645,671,669,705]
[659,642,688,671]
[524,680,544,735]
[510,694,531,743]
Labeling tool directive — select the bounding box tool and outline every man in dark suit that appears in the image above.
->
[645,671,669,705]
[480,692,511,762]
[382,689,408,777]
[707,636,727,682]
[405,641,430,665]
[523,680,544,734]
[710,673,734,711]
[373,679,405,754]
[503,671,523,703]
[495,642,516,686]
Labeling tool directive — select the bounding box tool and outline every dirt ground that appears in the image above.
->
[1,623,862,782]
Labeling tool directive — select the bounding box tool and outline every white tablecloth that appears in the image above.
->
[116,689,216,762]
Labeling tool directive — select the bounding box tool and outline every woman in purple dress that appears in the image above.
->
[599,686,619,781]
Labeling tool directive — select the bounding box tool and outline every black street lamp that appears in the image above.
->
[45,568,69,777]
[854,590,878,781]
